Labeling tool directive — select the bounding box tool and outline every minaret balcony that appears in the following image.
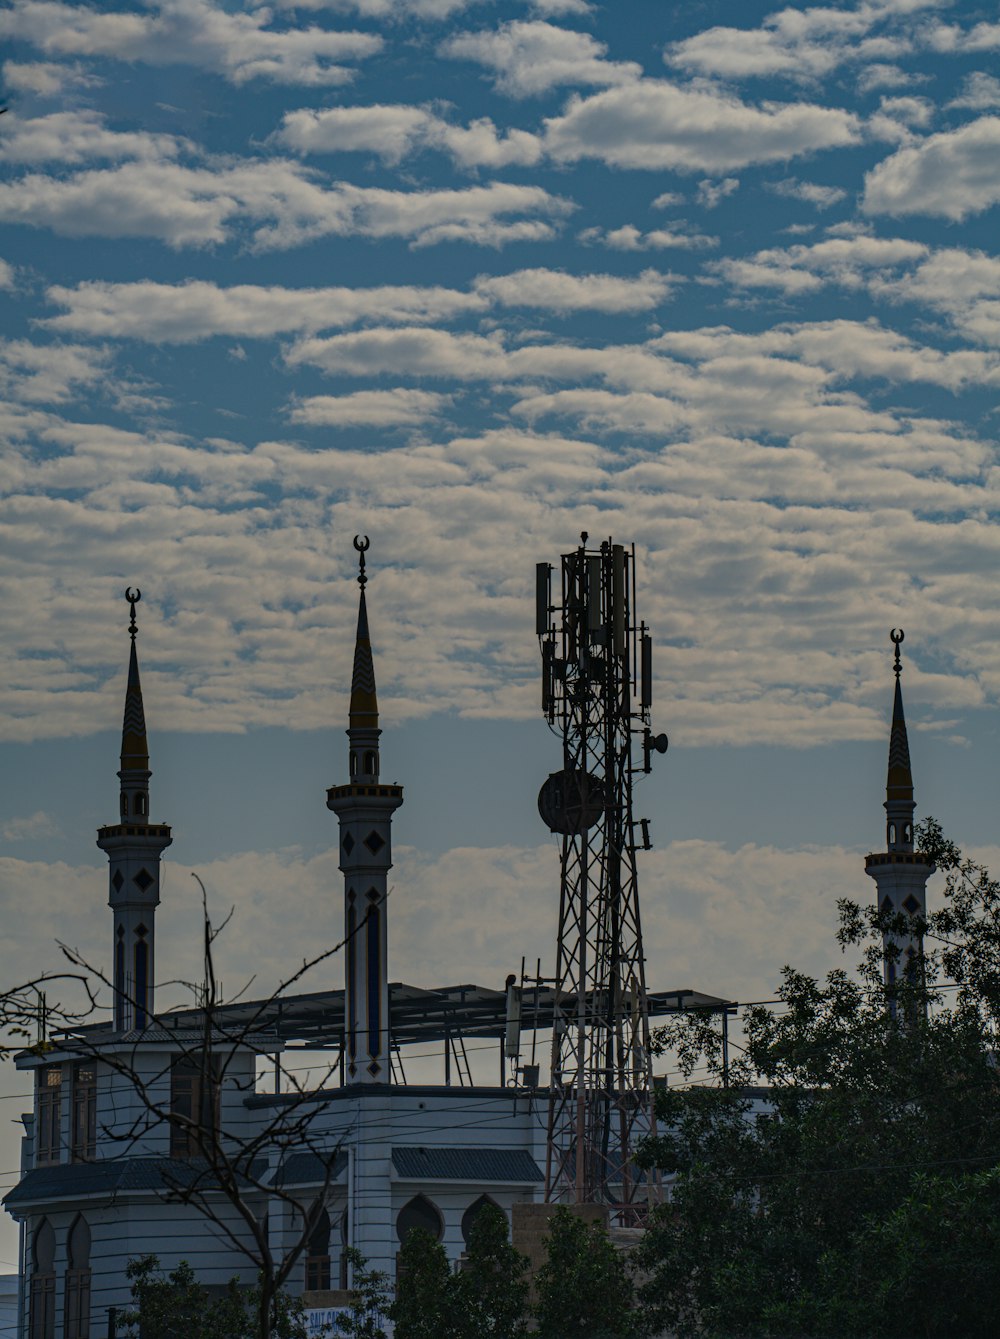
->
[97,823,173,844]
[864,851,934,870]
[327,783,403,814]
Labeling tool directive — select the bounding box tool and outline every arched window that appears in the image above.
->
[364,751,377,777]
[305,1206,331,1291]
[30,1219,56,1339]
[396,1194,443,1244]
[461,1195,502,1247]
[350,753,358,777]
[65,1215,91,1339]
[134,794,146,817]
[888,823,896,845]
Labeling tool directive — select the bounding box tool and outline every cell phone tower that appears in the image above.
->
[536,533,669,1215]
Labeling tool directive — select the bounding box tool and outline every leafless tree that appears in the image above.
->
[53,875,390,1339]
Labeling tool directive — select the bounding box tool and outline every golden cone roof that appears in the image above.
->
[121,618,149,773]
[349,588,378,730]
[886,674,913,804]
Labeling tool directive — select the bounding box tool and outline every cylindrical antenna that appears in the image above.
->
[504,974,522,1060]
[640,633,652,709]
[536,563,551,636]
[587,556,603,633]
[612,545,626,656]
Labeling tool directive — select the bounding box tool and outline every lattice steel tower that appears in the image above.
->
[536,533,668,1213]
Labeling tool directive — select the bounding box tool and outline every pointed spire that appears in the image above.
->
[349,536,379,731]
[120,588,149,774]
[886,628,913,807]
[883,628,915,853]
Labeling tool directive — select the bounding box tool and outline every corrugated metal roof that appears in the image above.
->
[391,1147,543,1183]
[4,1156,269,1208]
[272,1151,347,1186]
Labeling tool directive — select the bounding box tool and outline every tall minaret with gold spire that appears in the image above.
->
[97,589,172,1032]
[865,630,934,1010]
[327,539,403,1082]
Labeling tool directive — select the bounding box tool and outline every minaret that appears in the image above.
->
[327,539,403,1082]
[864,630,934,1010]
[96,589,172,1032]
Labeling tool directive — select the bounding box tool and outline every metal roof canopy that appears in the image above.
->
[77,982,736,1050]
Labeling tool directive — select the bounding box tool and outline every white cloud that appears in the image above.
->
[1,59,100,94]
[42,278,487,341]
[288,388,450,427]
[578,224,718,252]
[926,21,1000,55]
[543,81,861,171]
[664,1,923,81]
[768,178,847,209]
[276,103,543,169]
[0,0,382,87]
[272,0,483,16]
[867,93,934,143]
[0,157,574,250]
[712,234,929,295]
[0,339,113,403]
[0,259,14,290]
[440,20,642,98]
[0,110,183,164]
[697,176,739,209]
[1,810,59,840]
[857,62,912,92]
[529,0,593,15]
[863,116,1000,219]
[277,103,431,162]
[948,72,1000,111]
[871,247,1000,347]
[473,267,674,313]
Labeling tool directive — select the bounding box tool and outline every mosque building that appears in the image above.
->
[3,550,924,1339]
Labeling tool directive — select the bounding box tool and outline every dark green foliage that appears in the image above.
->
[334,1248,391,1339]
[635,820,1000,1338]
[533,1207,641,1339]
[391,1229,458,1339]
[120,1256,308,1339]
[454,1202,529,1339]
[391,1208,530,1339]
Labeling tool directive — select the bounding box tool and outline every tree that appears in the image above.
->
[119,1254,309,1339]
[333,1248,390,1339]
[533,1207,641,1339]
[635,819,1000,1339]
[391,1228,458,1339]
[454,1202,529,1339]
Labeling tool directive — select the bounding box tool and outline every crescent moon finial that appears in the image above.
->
[125,587,141,639]
[353,535,370,590]
[890,627,904,678]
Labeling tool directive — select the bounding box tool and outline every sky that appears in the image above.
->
[2,0,1000,1257]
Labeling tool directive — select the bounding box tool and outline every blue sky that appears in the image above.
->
[2,0,1000,1245]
